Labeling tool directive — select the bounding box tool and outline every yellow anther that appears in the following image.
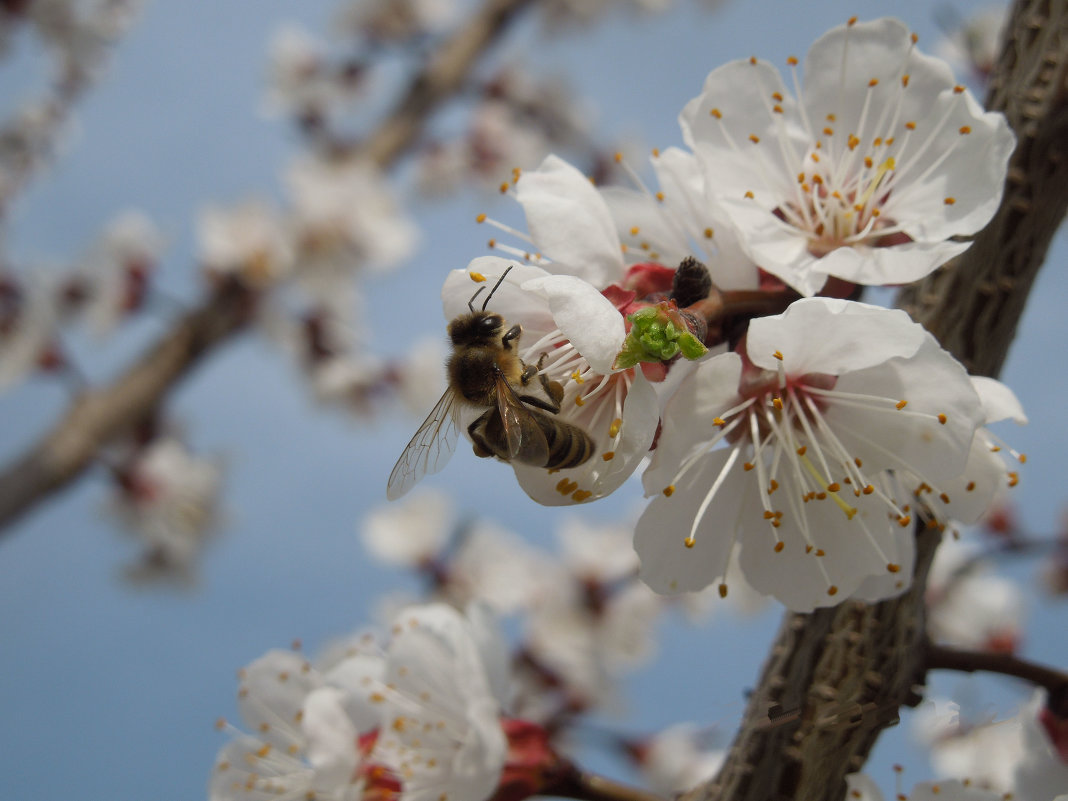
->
[629,225,639,235]
[827,482,841,492]
[1007,472,1019,487]
[815,549,825,556]
[887,563,901,573]
[704,227,714,239]
[823,127,834,136]
[787,56,798,65]
[575,395,585,407]
[774,541,785,552]
[796,445,807,456]
[613,151,623,163]
[601,451,615,461]
[773,350,783,360]
[902,74,911,87]
[1018,453,1027,463]
[953,85,965,94]
[570,369,584,384]
[896,399,908,410]
[749,134,760,144]
[768,479,779,493]
[656,191,665,201]
[749,56,757,65]
[487,238,496,248]
[718,583,728,598]
[847,134,860,150]
[868,78,879,87]
[572,489,592,502]
[944,197,956,205]
[608,418,622,437]
[773,397,783,410]
[905,121,916,130]
[498,182,509,194]
[744,190,755,199]
[684,536,695,548]
[469,272,486,283]
[939,492,951,504]
[651,147,660,157]
[713,417,727,427]
[897,515,912,527]
[959,126,971,135]
[743,462,755,471]
[827,585,839,596]
[709,108,722,119]
[663,485,675,497]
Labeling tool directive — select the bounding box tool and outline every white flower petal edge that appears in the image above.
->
[515,154,625,288]
[679,17,1015,295]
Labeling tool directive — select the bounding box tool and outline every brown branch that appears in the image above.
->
[0,0,538,537]
[926,643,1068,716]
[543,763,668,801]
[355,0,536,168]
[0,281,254,531]
[686,2,1068,800]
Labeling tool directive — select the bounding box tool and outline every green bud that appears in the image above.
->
[613,303,708,369]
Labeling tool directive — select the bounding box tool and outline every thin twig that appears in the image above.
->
[544,763,668,801]
[926,642,1068,716]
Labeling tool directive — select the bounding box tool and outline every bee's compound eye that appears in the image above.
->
[478,314,500,335]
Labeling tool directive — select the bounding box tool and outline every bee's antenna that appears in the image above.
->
[468,285,486,313]
[481,264,514,311]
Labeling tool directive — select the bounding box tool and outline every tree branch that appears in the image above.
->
[0,0,537,537]
[926,643,1068,716]
[686,2,1068,799]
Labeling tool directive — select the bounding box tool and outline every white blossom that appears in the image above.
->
[679,17,1015,296]
[636,297,986,610]
[441,257,659,505]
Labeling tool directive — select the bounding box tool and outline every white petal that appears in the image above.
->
[746,298,925,375]
[515,154,624,287]
[441,258,554,331]
[301,687,360,784]
[642,352,743,495]
[237,650,322,752]
[636,449,746,595]
[971,376,1027,424]
[521,273,626,374]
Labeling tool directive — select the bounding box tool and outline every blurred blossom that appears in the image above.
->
[935,6,1007,84]
[264,25,363,119]
[679,16,1015,296]
[623,723,724,796]
[286,156,419,285]
[0,270,61,390]
[554,516,638,585]
[925,533,1025,653]
[927,690,1068,800]
[845,772,1006,801]
[74,210,165,336]
[394,336,447,418]
[198,198,295,289]
[108,435,223,583]
[334,0,457,44]
[449,521,556,614]
[361,488,455,568]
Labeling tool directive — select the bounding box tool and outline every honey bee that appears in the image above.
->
[387,267,595,500]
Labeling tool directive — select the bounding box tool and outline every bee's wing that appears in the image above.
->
[495,371,550,466]
[386,389,460,500]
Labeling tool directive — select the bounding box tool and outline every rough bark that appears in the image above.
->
[687,2,1067,799]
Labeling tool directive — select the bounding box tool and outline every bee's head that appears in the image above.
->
[448,310,505,347]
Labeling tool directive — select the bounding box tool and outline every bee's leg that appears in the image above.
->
[501,324,523,349]
[540,376,564,409]
[468,414,494,458]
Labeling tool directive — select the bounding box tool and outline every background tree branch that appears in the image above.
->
[0,0,536,536]
[688,1,1068,799]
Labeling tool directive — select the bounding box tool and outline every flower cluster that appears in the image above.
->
[405,16,1023,612]
[210,603,571,801]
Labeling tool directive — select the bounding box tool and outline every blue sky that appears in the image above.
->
[0,2,1064,799]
